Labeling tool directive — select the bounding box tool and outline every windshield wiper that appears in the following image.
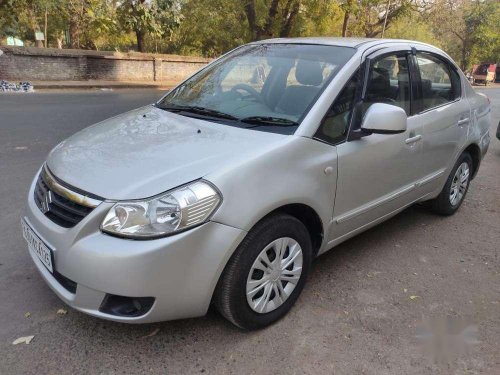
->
[240,116,299,128]
[157,104,238,121]
[157,105,298,128]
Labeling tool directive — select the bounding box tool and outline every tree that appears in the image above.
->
[338,0,413,38]
[0,0,497,65]
[0,0,64,47]
[243,0,302,40]
[471,0,500,64]
[65,0,88,48]
[425,0,499,70]
[172,0,248,57]
[118,0,178,52]
[82,0,119,50]
[384,10,438,46]
[340,0,356,36]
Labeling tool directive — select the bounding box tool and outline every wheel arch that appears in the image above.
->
[259,203,324,257]
[209,202,325,306]
[462,143,481,179]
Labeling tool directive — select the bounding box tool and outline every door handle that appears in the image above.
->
[405,134,422,145]
[457,117,469,126]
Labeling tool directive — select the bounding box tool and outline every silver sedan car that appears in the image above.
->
[23,38,491,329]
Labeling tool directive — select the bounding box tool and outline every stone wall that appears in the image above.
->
[0,46,210,82]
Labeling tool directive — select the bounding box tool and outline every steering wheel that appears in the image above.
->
[230,84,262,103]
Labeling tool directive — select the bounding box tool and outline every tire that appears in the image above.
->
[213,213,312,330]
[429,152,473,216]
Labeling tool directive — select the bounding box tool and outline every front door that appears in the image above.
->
[328,49,424,244]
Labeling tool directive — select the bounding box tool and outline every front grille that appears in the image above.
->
[34,169,97,228]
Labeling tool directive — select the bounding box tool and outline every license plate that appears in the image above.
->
[22,219,53,273]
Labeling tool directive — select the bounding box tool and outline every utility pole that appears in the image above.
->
[381,0,391,38]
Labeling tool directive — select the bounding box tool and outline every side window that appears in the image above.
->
[417,54,461,111]
[364,54,411,115]
[314,70,359,144]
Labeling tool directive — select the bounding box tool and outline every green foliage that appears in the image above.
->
[384,12,439,46]
[425,0,499,70]
[298,0,344,37]
[117,0,179,51]
[469,0,500,65]
[0,0,498,68]
[0,0,17,36]
[171,0,248,57]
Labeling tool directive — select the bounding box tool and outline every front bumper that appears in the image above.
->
[24,175,246,323]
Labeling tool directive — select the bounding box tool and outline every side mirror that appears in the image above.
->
[361,103,407,134]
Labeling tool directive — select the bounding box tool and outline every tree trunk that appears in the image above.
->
[27,8,43,47]
[44,8,48,48]
[280,0,300,37]
[262,0,280,38]
[244,0,259,39]
[461,42,467,71]
[136,29,145,52]
[341,0,355,37]
[69,18,80,48]
[381,0,391,38]
[342,12,350,37]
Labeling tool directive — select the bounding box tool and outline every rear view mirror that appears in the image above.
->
[361,103,407,134]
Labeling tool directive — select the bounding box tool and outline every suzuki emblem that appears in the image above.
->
[40,190,53,214]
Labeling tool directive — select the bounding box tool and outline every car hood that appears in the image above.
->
[47,106,287,200]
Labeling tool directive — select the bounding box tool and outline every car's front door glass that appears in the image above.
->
[315,71,359,144]
[363,54,411,116]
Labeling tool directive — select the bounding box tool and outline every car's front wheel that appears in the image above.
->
[429,152,473,215]
[214,214,312,330]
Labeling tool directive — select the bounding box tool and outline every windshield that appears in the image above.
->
[157,43,356,134]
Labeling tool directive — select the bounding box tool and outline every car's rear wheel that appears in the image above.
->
[213,214,312,330]
[429,152,472,215]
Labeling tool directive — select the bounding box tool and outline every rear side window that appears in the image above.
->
[416,54,461,111]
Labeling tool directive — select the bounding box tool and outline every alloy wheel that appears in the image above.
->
[449,162,470,207]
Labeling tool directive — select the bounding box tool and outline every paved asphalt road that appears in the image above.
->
[0,89,499,375]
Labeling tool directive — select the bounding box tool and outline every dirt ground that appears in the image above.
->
[0,88,498,374]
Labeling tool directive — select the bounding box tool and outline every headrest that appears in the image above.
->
[295,60,323,86]
[368,67,391,96]
[421,79,432,93]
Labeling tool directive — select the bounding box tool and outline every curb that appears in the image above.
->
[34,84,173,91]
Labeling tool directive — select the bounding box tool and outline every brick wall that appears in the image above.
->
[0,46,210,82]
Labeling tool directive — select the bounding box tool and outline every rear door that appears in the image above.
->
[328,47,425,244]
[411,52,470,195]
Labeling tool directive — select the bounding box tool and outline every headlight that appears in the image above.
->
[101,181,221,239]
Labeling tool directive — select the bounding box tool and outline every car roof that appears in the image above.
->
[251,37,453,63]
[253,37,436,51]
[253,37,374,47]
